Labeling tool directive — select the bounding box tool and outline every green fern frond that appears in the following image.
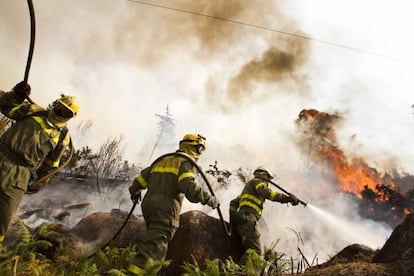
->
[205,258,222,275]
[17,220,32,245]
[106,268,126,275]
[37,223,53,238]
[31,240,53,251]
[241,249,267,275]
[220,257,241,274]
[182,255,203,275]
[143,259,171,276]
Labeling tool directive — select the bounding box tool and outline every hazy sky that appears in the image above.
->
[1,0,413,171]
[3,0,414,262]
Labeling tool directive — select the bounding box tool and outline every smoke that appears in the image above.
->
[2,0,414,264]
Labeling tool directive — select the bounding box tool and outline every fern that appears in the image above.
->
[220,257,241,274]
[105,268,126,276]
[241,249,268,275]
[182,255,242,276]
[14,219,32,253]
[202,258,221,276]
[142,258,172,276]
[181,247,293,276]
[182,256,203,275]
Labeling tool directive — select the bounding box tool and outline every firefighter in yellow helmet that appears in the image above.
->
[128,134,220,275]
[229,166,300,265]
[0,81,79,243]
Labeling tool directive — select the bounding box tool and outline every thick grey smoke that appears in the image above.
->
[2,0,414,263]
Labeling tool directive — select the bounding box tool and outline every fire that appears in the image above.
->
[297,108,385,197]
[296,108,413,228]
[321,146,382,197]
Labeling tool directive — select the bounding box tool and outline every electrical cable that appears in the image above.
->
[123,0,414,65]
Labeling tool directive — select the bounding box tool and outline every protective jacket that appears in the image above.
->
[130,150,212,228]
[0,90,70,191]
[0,89,71,240]
[229,176,291,264]
[230,177,288,218]
[128,150,213,273]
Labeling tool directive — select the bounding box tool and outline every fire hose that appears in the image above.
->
[21,0,75,189]
[260,178,307,207]
[24,0,35,104]
[28,139,75,190]
[95,151,233,257]
[171,151,232,236]
[134,152,232,237]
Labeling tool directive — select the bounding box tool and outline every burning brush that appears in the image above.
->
[295,108,413,227]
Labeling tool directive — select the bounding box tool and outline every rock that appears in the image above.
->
[303,243,376,275]
[164,210,243,276]
[373,214,414,263]
[70,211,146,255]
[320,244,375,267]
[303,214,414,276]
[5,209,243,274]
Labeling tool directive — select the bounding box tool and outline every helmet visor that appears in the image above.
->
[54,101,74,118]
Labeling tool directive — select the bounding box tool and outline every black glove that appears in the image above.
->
[288,194,300,206]
[206,196,220,209]
[12,81,31,103]
[129,187,142,203]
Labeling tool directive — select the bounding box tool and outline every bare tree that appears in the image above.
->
[65,136,136,200]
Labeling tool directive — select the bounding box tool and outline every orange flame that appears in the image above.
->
[297,108,411,227]
[322,145,382,197]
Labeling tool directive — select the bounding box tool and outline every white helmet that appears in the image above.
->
[253,166,274,180]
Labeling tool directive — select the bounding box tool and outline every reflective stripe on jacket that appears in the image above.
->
[133,151,212,227]
[0,91,70,174]
[232,177,279,216]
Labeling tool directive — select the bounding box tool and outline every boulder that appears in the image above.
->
[4,210,146,257]
[303,214,414,276]
[5,209,243,274]
[164,210,243,276]
[373,214,414,263]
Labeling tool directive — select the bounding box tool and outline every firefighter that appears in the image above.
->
[0,81,79,244]
[229,166,300,265]
[128,133,220,275]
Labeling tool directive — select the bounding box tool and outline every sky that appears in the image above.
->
[2,0,414,263]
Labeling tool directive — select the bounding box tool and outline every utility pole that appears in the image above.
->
[148,105,176,163]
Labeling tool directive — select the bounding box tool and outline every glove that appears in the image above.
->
[12,81,31,102]
[288,194,300,206]
[206,196,220,209]
[129,187,142,203]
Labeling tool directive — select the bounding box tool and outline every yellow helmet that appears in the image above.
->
[179,133,206,153]
[53,94,79,118]
[254,166,274,180]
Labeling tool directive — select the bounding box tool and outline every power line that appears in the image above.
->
[124,0,414,65]
[356,0,414,16]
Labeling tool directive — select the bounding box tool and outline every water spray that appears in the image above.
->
[305,203,390,249]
